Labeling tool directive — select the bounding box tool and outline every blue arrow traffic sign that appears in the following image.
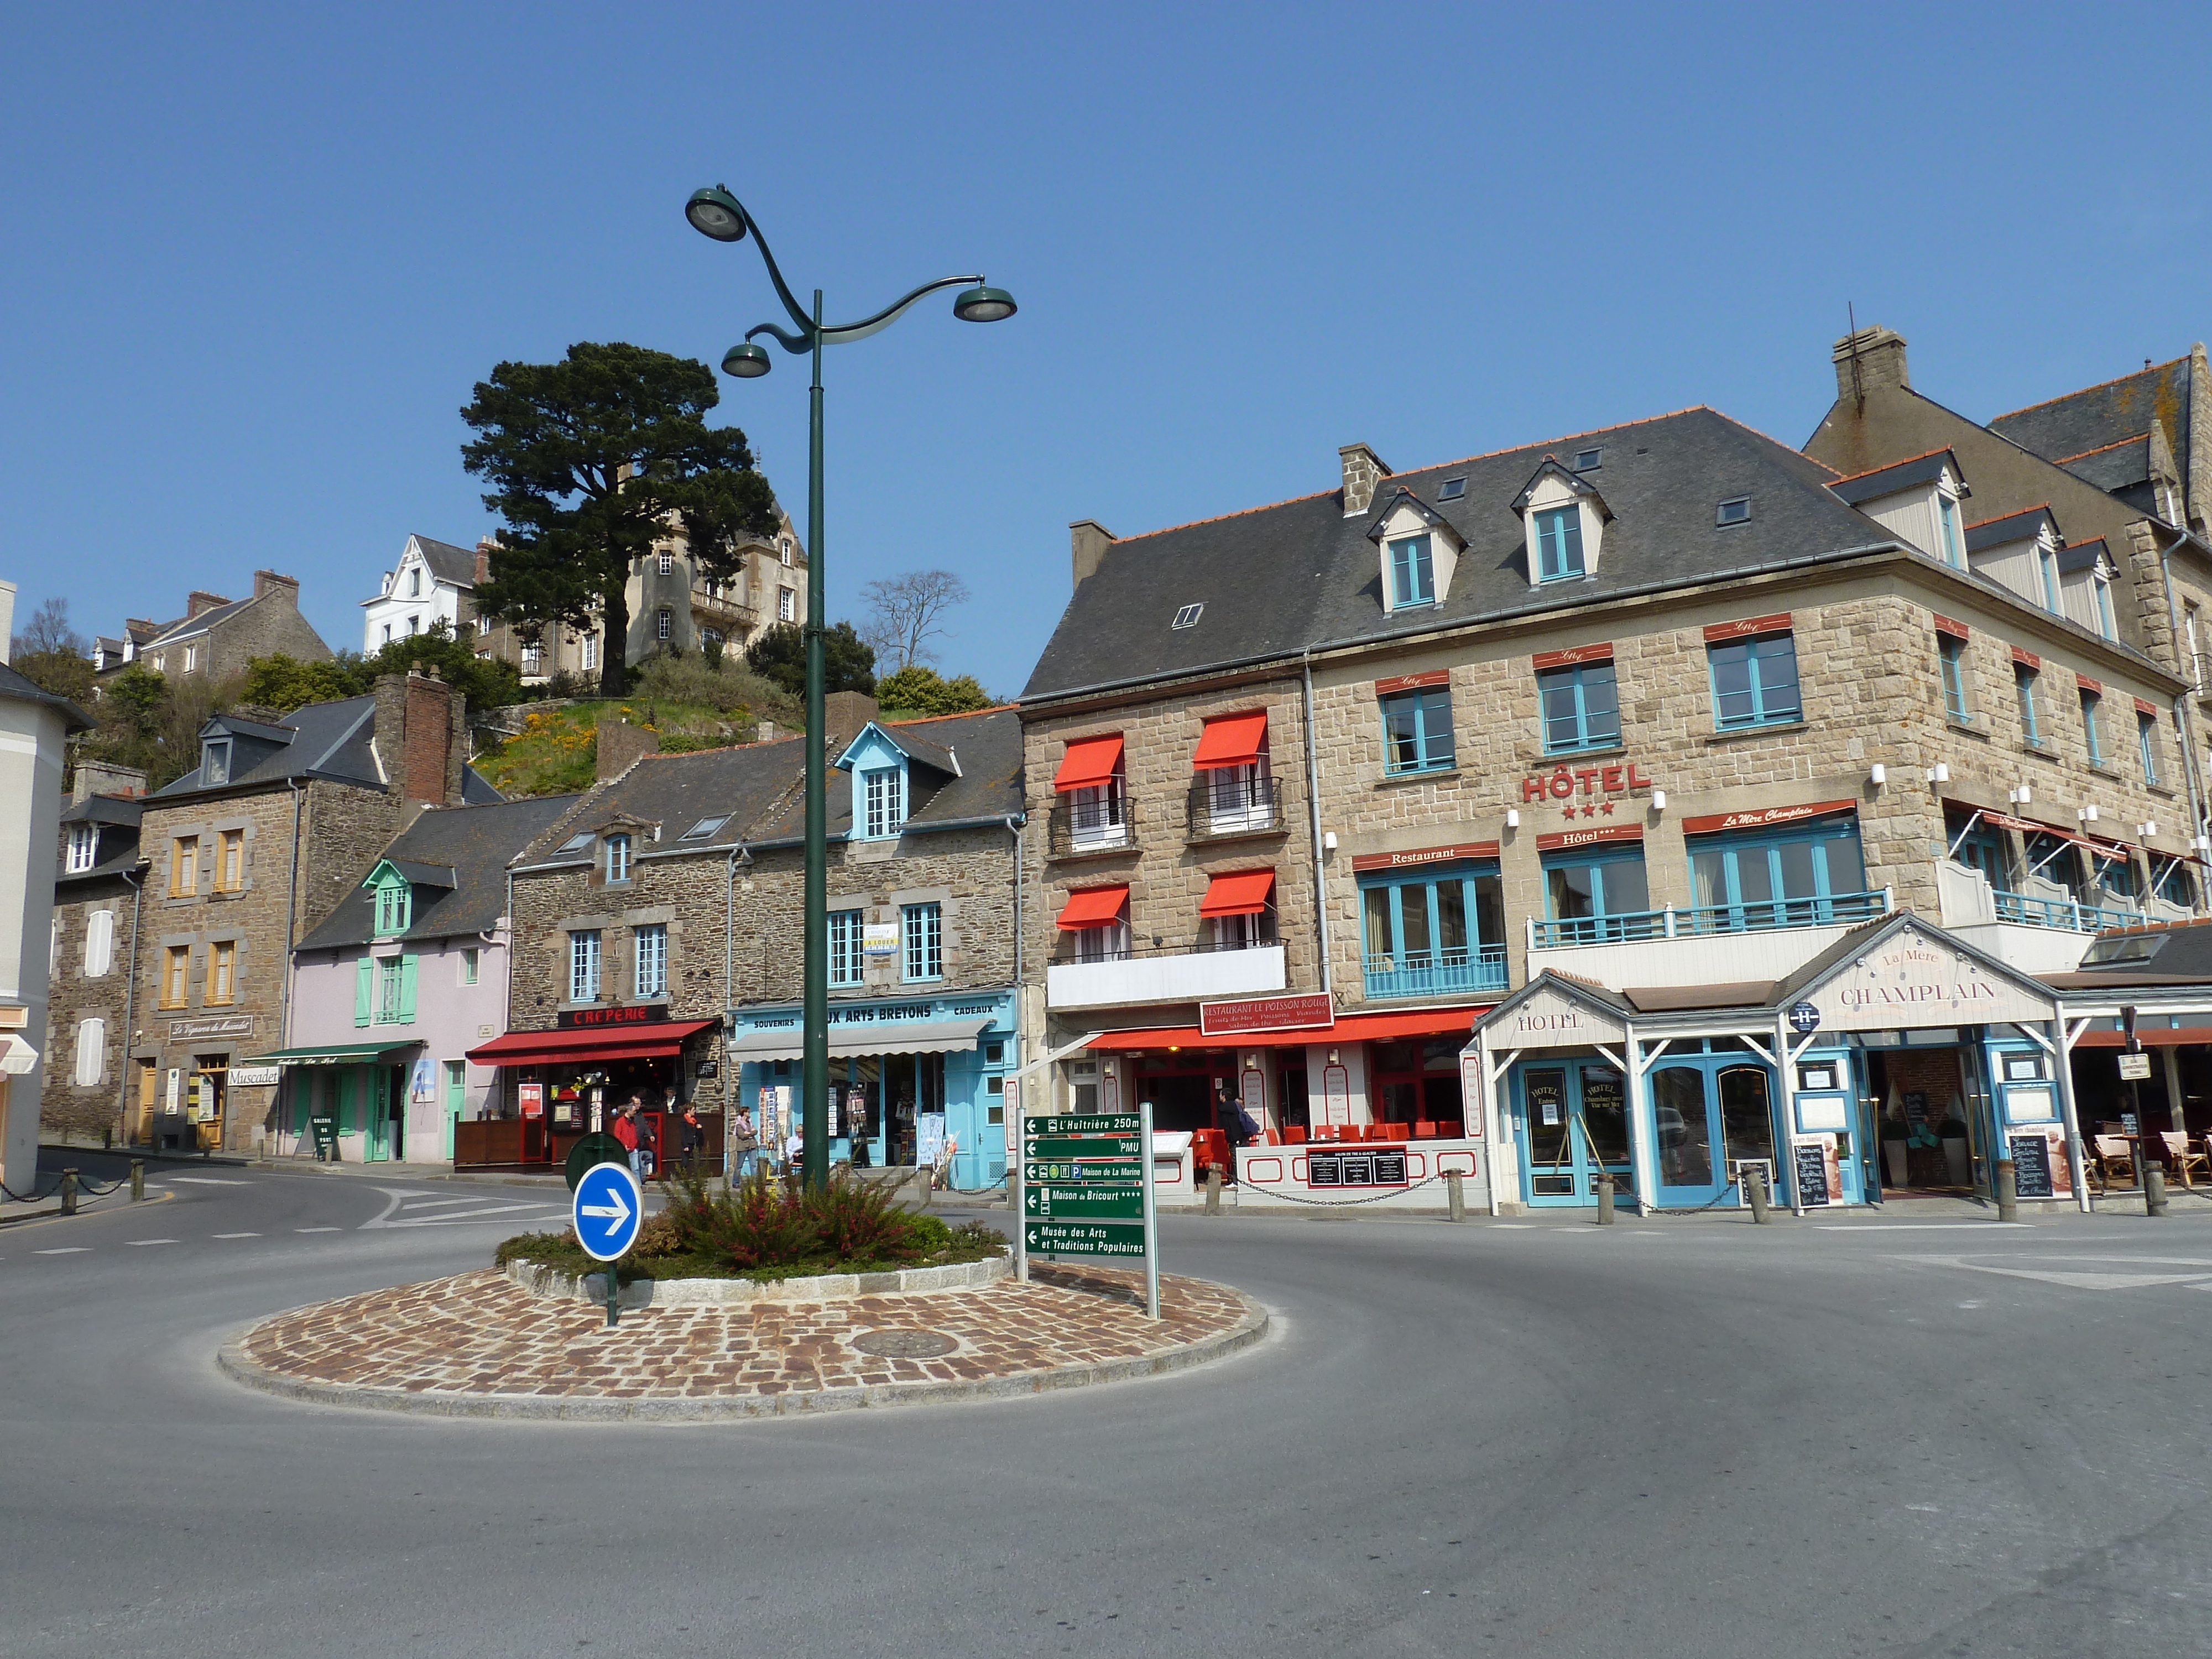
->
[571,1161,643,1261]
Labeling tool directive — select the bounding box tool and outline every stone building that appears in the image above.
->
[92,570,330,680]
[127,670,489,1154]
[1986,343,2211,539]
[1020,405,2199,1215]
[40,763,149,1147]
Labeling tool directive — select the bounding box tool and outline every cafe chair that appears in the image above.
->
[1438,1120,1464,1139]
[1413,1120,1437,1140]
[2160,1131,2209,1188]
[2091,1135,2138,1188]
[1285,1125,1308,1145]
[1386,1123,1412,1142]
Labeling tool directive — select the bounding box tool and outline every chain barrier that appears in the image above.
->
[1228,1170,1453,1208]
[0,1173,65,1204]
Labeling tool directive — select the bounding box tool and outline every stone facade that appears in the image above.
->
[43,870,142,1146]
[100,570,330,684]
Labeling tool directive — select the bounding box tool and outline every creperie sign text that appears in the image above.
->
[1523,761,1655,802]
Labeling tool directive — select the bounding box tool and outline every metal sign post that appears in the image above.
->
[1141,1100,1159,1320]
[571,1161,643,1329]
[1020,1107,1157,1319]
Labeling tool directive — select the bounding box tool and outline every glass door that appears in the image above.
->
[1652,1057,1780,1206]
[1517,1062,1634,1206]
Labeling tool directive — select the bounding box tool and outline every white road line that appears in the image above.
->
[294,1226,341,1233]
[124,1239,178,1246]
[34,1247,91,1255]
[1815,1223,2032,1231]
[166,1176,251,1186]
[211,1232,261,1239]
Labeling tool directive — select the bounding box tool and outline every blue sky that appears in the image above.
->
[4,3,2208,697]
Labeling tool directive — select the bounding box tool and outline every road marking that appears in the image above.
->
[1894,1252,2212,1292]
[1817,1223,2032,1231]
[125,1239,178,1246]
[34,1247,91,1255]
[361,1187,578,1229]
[211,1232,261,1239]
[167,1176,250,1186]
[294,1226,341,1233]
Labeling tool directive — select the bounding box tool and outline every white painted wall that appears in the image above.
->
[0,650,72,1193]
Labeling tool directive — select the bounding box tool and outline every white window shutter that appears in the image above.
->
[75,1019,105,1087]
[85,910,113,978]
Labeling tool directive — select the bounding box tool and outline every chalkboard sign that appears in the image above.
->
[1903,1091,1929,1123]
[1792,1139,1831,1207]
[2008,1133,2055,1198]
[1305,1149,1409,1188]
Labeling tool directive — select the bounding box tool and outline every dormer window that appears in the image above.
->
[606,833,633,883]
[863,766,906,838]
[2057,540,2120,640]
[374,878,411,937]
[1512,458,1611,588]
[1388,535,1435,607]
[1937,493,1965,567]
[1535,508,1584,579]
[66,824,97,874]
[201,738,232,786]
[408,567,422,597]
[1830,448,1971,567]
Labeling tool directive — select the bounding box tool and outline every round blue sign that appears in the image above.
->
[1787,1000,1822,1035]
[571,1161,643,1262]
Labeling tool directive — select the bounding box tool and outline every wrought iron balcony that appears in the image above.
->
[1186,775,1284,841]
[1530,889,1891,950]
[1991,890,2140,932]
[1361,945,1509,1000]
[1047,794,1136,859]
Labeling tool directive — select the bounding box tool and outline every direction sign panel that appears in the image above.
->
[1025,1113,1141,1136]
[1024,1159,1142,1185]
[1024,1183,1143,1220]
[1024,1134,1141,1160]
[1024,1220,1147,1258]
[571,1161,643,1261]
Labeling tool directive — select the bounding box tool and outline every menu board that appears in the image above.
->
[2008,1132,2055,1199]
[1792,1139,1832,1207]
[1306,1149,1408,1188]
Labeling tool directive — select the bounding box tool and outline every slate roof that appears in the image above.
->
[1964,505,2059,553]
[0,659,94,731]
[60,795,144,828]
[1990,358,2192,495]
[758,706,1024,842]
[1826,448,1962,505]
[1023,408,1909,702]
[142,595,256,648]
[512,737,816,866]
[2058,539,2110,575]
[2046,919,2212,986]
[296,794,579,953]
[410,535,480,588]
[55,795,146,885]
[152,696,379,796]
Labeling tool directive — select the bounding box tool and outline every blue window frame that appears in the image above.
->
[1950,813,2009,891]
[1381,685,1455,774]
[2153,856,2195,909]
[1535,508,1584,580]
[1708,633,1801,729]
[2139,709,2161,786]
[1688,816,1869,932]
[2095,578,2116,639]
[2016,665,2042,746]
[1938,494,1965,567]
[2039,545,2061,612]
[1538,661,1620,754]
[1540,847,1651,943]
[1938,634,1968,721]
[1359,863,1506,998]
[901,902,942,982]
[2081,690,2104,765]
[1388,534,1434,608]
[829,908,864,987]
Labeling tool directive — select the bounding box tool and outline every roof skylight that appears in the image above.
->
[1171,603,1203,629]
[1437,477,1467,500]
[1573,448,1603,471]
[681,815,731,840]
[1716,496,1752,526]
[557,832,594,852]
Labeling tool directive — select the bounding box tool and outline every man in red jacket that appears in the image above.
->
[612,1096,642,1175]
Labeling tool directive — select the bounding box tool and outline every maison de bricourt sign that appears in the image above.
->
[1807,931,2053,1032]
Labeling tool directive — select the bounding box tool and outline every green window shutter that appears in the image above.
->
[399,955,419,1022]
[354,958,373,1027]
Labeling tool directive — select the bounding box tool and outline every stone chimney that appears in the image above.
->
[0,579,12,665]
[825,691,879,754]
[1339,444,1391,517]
[186,590,231,620]
[596,718,660,782]
[1832,326,1911,404]
[72,760,148,803]
[252,569,300,603]
[474,539,495,585]
[1070,520,1115,593]
[372,667,467,811]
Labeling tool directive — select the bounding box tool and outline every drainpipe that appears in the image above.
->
[1301,651,1333,998]
[276,778,305,1156]
[1004,816,1024,1000]
[116,867,142,1142]
[2157,540,2210,889]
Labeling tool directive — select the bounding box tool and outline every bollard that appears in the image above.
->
[61,1168,79,1217]
[1445,1171,1466,1223]
[2145,1162,2168,1218]
[1995,1159,2018,1223]
[1745,1168,1770,1223]
[131,1158,145,1202]
[1595,1174,1616,1224]
[1205,1165,1223,1215]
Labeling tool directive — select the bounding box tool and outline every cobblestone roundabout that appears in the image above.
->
[221,1264,1267,1421]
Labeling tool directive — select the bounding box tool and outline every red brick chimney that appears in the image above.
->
[475,539,495,584]
[186,590,231,619]
[373,667,467,811]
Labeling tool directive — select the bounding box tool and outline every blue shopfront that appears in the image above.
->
[1469,912,2083,1214]
[725,989,1017,1190]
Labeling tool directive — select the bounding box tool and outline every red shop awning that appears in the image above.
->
[1053,734,1124,792]
[1088,1005,1489,1052]
[1056,885,1130,930]
[1199,869,1276,916]
[466,1019,717,1067]
[1192,711,1267,771]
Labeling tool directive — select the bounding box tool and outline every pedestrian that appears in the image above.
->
[679,1102,704,1170]
[612,1096,641,1175]
[728,1104,759,1180]
[784,1126,806,1182]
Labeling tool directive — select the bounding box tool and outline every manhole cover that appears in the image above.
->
[851,1328,957,1359]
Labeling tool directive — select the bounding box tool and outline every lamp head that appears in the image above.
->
[685,185,748,243]
[721,343,772,379]
[953,284,1018,323]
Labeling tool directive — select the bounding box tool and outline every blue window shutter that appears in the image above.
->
[354,958,373,1027]
[399,956,419,1022]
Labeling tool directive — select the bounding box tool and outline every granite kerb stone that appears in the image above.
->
[502,1253,1009,1308]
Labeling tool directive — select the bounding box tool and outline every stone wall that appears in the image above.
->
[40,872,141,1145]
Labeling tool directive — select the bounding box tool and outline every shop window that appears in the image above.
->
[2080,690,2104,765]
[161,946,190,1008]
[829,909,864,986]
[863,766,907,839]
[2139,709,2162,786]
[2016,665,2044,748]
[1938,635,1969,721]
[1381,684,1455,774]
[1360,864,1505,998]
[66,823,97,873]
[1708,633,1801,729]
[207,940,237,1005]
[569,930,602,1001]
[1540,847,1651,943]
[606,834,632,884]
[1369,1037,1468,1128]
[170,836,200,896]
[1538,661,1620,753]
[1688,816,1869,931]
[634,923,667,999]
[902,903,942,982]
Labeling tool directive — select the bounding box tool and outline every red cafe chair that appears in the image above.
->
[1413,1120,1437,1140]
[1286,1125,1308,1144]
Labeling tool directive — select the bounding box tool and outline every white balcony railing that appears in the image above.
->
[1047,945,1286,1010]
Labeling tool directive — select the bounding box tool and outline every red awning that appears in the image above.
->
[1192,711,1268,771]
[1199,869,1276,916]
[1053,734,1124,792]
[1056,885,1130,930]
[466,1019,717,1067]
[1088,1006,1488,1052]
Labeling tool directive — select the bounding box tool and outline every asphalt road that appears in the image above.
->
[4,1156,2210,1659]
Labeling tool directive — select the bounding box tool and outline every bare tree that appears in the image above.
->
[859,570,971,673]
[12,595,87,660]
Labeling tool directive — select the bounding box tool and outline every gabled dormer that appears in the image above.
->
[194,713,291,789]
[1829,448,1971,568]
[589,815,656,885]
[2057,539,2121,640]
[835,722,962,840]
[361,857,456,939]
[1365,487,1465,614]
[1510,458,1613,587]
[1964,505,2067,615]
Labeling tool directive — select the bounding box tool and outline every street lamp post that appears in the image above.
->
[685,184,1015,1190]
